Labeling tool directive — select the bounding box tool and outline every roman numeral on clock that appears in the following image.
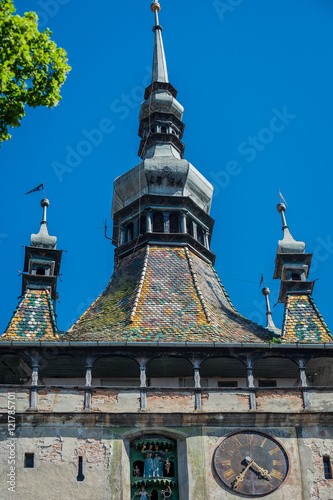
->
[224,469,236,480]
[269,447,280,455]
[270,469,284,480]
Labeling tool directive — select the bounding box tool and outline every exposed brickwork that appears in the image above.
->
[39,438,64,463]
[74,439,107,466]
[309,439,333,499]
[256,390,304,412]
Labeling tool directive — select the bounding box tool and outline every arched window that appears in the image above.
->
[169,212,179,233]
[153,212,164,233]
[161,125,167,134]
[139,215,147,234]
[130,437,178,498]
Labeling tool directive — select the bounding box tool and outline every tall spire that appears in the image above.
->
[151,1,169,84]
[137,1,185,161]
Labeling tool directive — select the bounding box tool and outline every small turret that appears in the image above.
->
[2,199,62,341]
[274,203,314,303]
[22,199,62,301]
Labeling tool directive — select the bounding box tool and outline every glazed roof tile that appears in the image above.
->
[66,246,275,343]
[282,294,332,343]
[2,289,59,341]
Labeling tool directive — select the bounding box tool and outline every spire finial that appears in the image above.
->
[150,0,168,83]
[151,1,161,13]
[41,198,50,224]
[30,198,57,249]
[276,202,306,254]
[277,203,287,229]
[262,287,281,335]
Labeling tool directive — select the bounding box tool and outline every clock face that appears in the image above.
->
[213,431,289,497]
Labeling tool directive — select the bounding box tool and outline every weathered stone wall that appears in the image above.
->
[1,418,332,500]
[256,390,303,412]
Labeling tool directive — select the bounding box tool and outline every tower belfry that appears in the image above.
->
[67,2,275,344]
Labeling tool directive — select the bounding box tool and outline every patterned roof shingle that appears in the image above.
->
[1,289,59,341]
[65,245,275,343]
[282,294,332,343]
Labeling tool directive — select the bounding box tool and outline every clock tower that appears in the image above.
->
[0,2,333,499]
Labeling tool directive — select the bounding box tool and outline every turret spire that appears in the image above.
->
[151,1,168,84]
[262,287,281,335]
[276,203,305,254]
[30,198,57,250]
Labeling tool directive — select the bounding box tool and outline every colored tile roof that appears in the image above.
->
[65,245,275,343]
[1,289,59,341]
[282,294,332,343]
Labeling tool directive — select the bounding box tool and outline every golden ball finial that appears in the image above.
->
[151,1,161,13]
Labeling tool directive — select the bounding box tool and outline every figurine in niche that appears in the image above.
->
[161,485,172,498]
[164,458,171,475]
[141,444,154,477]
[153,444,168,477]
[134,485,152,499]
[133,465,141,477]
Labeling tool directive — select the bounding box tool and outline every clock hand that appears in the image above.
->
[232,460,254,490]
[244,457,271,480]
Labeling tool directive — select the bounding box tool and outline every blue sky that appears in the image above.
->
[1,0,333,334]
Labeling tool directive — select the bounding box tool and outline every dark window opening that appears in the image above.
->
[153,212,164,233]
[218,381,238,388]
[170,212,180,233]
[139,215,147,234]
[151,127,155,134]
[164,459,175,477]
[324,456,332,479]
[77,456,84,482]
[259,380,277,388]
[133,460,144,477]
[161,126,167,134]
[151,490,158,500]
[291,272,300,281]
[36,267,45,276]
[24,453,34,468]
[127,222,134,242]
[186,217,193,236]
[197,225,204,245]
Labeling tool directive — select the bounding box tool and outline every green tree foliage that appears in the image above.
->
[0,0,71,144]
